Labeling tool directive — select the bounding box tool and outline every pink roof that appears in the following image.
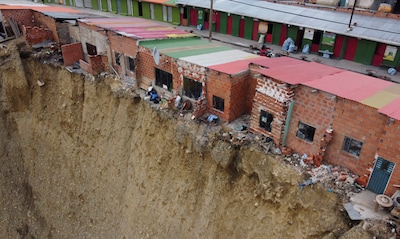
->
[208,56,264,75]
[254,57,400,120]
[0,5,81,12]
[257,61,343,84]
[304,72,394,102]
[379,97,400,120]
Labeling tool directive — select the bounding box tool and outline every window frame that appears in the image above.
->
[342,136,363,157]
[259,110,273,132]
[212,95,224,112]
[296,121,316,142]
[155,68,173,91]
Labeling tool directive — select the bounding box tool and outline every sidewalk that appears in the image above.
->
[178,26,400,84]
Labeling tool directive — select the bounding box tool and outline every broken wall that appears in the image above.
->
[33,12,58,43]
[62,42,83,66]
[78,21,110,65]
[249,75,294,146]
[108,32,138,78]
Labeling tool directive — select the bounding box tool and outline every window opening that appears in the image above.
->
[259,110,273,132]
[155,68,173,91]
[296,121,316,142]
[212,95,224,112]
[183,77,202,100]
[342,136,363,157]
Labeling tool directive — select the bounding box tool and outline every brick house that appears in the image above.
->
[139,37,262,122]
[249,57,400,195]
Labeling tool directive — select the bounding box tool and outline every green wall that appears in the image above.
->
[91,0,99,10]
[287,26,298,42]
[101,0,108,11]
[132,0,139,16]
[244,17,253,40]
[120,0,128,15]
[197,9,205,27]
[354,40,376,65]
[154,4,163,21]
[231,15,240,37]
[171,7,180,25]
[111,0,117,13]
[142,2,151,19]
[272,23,282,45]
[219,12,228,34]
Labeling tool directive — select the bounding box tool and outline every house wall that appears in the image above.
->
[285,86,335,156]
[61,42,84,66]
[33,12,59,43]
[108,32,138,78]
[1,9,34,28]
[228,71,250,122]
[78,21,110,65]
[206,71,231,122]
[324,99,386,177]
[378,120,400,196]
[249,75,294,146]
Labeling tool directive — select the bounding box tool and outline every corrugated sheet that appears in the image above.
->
[180,49,257,67]
[176,0,400,46]
[79,18,194,39]
[208,56,263,75]
[257,60,343,84]
[379,97,400,120]
[253,58,400,119]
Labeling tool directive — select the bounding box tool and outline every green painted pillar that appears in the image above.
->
[219,12,228,34]
[101,0,108,11]
[272,23,282,45]
[244,17,253,40]
[172,7,180,25]
[142,2,151,19]
[111,0,117,13]
[197,9,205,27]
[354,40,376,65]
[120,0,128,15]
[154,4,163,21]
[91,0,99,10]
[132,0,139,17]
[287,26,298,42]
[231,14,240,37]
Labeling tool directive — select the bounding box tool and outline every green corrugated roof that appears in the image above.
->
[139,37,231,58]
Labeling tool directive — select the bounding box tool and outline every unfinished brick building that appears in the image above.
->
[249,57,400,195]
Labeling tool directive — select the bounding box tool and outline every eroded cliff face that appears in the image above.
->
[0,44,350,239]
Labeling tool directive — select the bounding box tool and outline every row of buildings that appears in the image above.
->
[44,0,400,72]
[1,2,399,196]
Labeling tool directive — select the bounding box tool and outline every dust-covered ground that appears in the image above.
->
[0,40,391,238]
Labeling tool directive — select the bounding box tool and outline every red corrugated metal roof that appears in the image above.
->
[207,56,263,75]
[304,72,394,102]
[379,97,400,120]
[254,57,400,120]
[256,61,343,84]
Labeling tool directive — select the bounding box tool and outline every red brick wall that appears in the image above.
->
[247,64,259,114]
[1,9,34,28]
[108,32,138,78]
[229,71,250,121]
[285,86,335,156]
[249,75,294,146]
[206,71,232,122]
[373,119,400,195]
[324,98,386,177]
[62,42,83,66]
[22,25,53,45]
[33,12,58,43]
[79,55,104,76]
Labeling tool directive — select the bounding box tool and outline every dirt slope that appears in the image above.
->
[0,43,369,239]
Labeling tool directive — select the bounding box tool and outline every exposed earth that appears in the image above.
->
[0,39,396,238]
